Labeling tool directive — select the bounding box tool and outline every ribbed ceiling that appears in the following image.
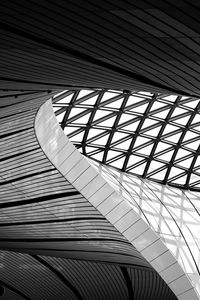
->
[0,250,177,300]
[1,0,200,96]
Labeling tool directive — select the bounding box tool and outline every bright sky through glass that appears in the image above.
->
[52,89,200,190]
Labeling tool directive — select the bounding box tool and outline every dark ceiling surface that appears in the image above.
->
[1,0,200,96]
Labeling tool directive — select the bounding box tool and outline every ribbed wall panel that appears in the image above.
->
[41,256,128,300]
[1,289,24,300]
[0,92,160,300]
[0,251,77,300]
[0,240,148,268]
[127,268,176,300]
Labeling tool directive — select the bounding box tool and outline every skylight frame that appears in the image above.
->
[52,88,200,191]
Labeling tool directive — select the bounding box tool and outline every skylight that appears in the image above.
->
[52,88,200,190]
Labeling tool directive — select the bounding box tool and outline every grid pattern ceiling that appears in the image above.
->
[53,89,200,191]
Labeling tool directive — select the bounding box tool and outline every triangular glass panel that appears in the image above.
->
[176,157,193,168]
[122,121,140,132]
[73,112,91,124]
[161,95,177,102]
[93,109,111,121]
[129,162,147,175]
[56,111,65,122]
[101,92,117,102]
[53,106,62,113]
[182,99,199,109]
[171,107,188,118]
[98,116,116,127]
[56,94,73,103]
[131,103,148,114]
[189,173,200,184]
[162,124,179,135]
[141,118,159,129]
[184,140,200,151]
[109,157,125,169]
[171,175,187,185]
[55,107,68,116]
[135,144,153,155]
[68,108,86,119]
[192,183,200,188]
[191,114,200,125]
[155,142,172,154]
[183,131,199,142]
[172,115,190,126]
[90,151,104,161]
[192,125,200,133]
[70,131,85,142]
[88,128,106,140]
[91,134,109,146]
[119,113,136,125]
[107,150,122,161]
[152,109,170,119]
[175,148,191,160]
[115,139,132,150]
[156,150,174,162]
[134,136,151,148]
[148,161,166,174]
[126,95,146,107]
[179,96,190,101]
[169,167,184,179]
[104,98,124,109]
[150,169,167,181]
[150,101,169,112]
[112,132,129,143]
[85,146,99,154]
[64,126,81,136]
[143,126,161,137]
[80,95,99,105]
[77,90,94,99]
[164,132,182,143]
[127,155,145,168]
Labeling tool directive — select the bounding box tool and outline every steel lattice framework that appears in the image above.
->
[52,89,200,191]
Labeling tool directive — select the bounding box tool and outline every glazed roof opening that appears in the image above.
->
[52,88,200,191]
